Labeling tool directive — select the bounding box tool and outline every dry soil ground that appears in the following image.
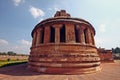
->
[0,61,120,80]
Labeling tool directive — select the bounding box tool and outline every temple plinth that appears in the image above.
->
[28,10,101,74]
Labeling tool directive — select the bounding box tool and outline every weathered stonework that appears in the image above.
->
[98,48,114,62]
[28,10,101,74]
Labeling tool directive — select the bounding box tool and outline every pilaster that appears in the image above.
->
[87,28,92,45]
[80,26,85,44]
[44,26,50,43]
[32,31,37,47]
[65,23,76,43]
[53,24,62,43]
[36,28,42,46]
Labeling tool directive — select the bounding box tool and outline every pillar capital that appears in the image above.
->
[36,28,42,32]
[76,25,80,30]
[52,24,62,28]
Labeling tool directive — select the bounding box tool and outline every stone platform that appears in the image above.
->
[0,61,120,80]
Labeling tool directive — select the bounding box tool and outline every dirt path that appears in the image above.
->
[0,61,120,80]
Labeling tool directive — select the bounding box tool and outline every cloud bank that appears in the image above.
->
[29,6,45,18]
[12,0,25,6]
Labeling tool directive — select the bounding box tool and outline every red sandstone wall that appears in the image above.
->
[98,49,113,62]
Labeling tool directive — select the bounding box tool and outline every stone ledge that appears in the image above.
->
[29,62,100,68]
[28,65,101,74]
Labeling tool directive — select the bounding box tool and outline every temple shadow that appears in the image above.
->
[0,63,43,76]
[0,63,75,76]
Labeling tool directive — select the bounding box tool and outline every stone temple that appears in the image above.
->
[28,10,101,74]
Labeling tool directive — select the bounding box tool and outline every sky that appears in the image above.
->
[0,0,120,54]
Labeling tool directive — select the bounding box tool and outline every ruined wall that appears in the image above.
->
[98,48,114,62]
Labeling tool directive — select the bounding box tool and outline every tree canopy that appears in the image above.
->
[0,51,29,56]
[112,47,120,53]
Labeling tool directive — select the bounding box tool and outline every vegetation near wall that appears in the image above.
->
[112,47,120,59]
[0,51,29,61]
[0,51,29,67]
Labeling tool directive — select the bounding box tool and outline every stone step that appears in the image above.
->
[28,65,101,74]
[29,61,100,68]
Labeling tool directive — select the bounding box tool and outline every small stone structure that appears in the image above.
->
[98,48,114,62]
[28,10,101,74]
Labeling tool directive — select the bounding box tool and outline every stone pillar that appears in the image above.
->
[32,31,37,47]
[80,26,85,44]
[87,28,92,45]
[91,32,95,45]
[65,23,76,43]
[44,26,50,43]
[36,28,42,46]
[53,24,62,43]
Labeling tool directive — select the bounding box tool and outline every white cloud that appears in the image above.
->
[12,0,25,6]
[48,8,52,11]
[54,7,60,11]
[48,6,60,11]
[10,39,31,54]
[17,39,31,54]
[95,37,107,45]
[0,39,31,54]
[95,36,120,49]
[29,6,45,18]
[9,39,31,54]
[0,39,8,45]
[99,24,106,32]
[20,39,31,46]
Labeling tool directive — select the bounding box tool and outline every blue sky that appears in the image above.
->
[0,0,120,54]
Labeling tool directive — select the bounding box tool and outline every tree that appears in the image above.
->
[112,47,120,53]
[7,51,16,55]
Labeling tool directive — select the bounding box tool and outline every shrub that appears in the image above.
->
[7,58,10,61]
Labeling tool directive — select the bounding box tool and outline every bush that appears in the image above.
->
[16,58,19,61]
[7,58,10,61]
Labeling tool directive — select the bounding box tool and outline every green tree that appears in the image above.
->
[112,47,120,53]
[7,51,16,55]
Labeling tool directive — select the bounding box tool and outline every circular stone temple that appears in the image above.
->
[28,10,101,74]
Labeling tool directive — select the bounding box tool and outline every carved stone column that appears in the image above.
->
[53,24,62,43]
[65,23,76,43]
[80,26,85,44]
[32,31,37,47]
[75,25,80,42]
[91,32,95,45]
[36,28,42,46]
[44,26,50,43]
[87,28,92,45]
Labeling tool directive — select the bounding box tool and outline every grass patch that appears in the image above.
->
[0,60,28,68]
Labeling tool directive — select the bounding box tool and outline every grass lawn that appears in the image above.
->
[0,60,28,68]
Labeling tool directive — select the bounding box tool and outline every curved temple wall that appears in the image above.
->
[28,10,101,74]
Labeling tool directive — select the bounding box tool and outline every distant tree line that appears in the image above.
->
[112,47,120,60]
[112,47,120,53]
[0,51,29,56]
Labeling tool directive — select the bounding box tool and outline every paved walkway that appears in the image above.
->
[0,61,120,80]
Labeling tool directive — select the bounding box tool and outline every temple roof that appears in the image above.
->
[54,10,71,18]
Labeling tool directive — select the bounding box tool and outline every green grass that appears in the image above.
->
[0,60,28,68]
